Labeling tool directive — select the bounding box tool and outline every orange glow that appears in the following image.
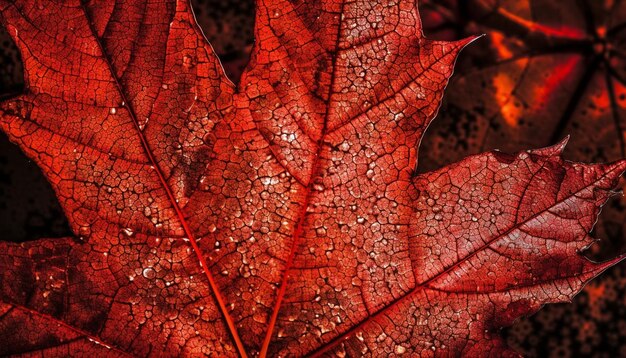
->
[493,70,523,127]
[532,56,580,110]
[490,32,514,60]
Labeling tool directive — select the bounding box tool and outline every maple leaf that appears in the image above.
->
[0,0,624,356]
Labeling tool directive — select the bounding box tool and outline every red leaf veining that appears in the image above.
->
[0,0,624,356]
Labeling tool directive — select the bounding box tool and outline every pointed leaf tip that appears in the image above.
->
[585,253,626,280]
[463,34,486,47]
[530,136,570,157]
[436,34,484,52]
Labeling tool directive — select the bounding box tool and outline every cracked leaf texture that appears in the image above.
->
[0,0,624,356]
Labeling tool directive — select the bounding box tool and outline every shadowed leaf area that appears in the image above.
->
[0,0,624,356]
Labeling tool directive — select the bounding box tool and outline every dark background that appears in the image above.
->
[1,0,625,356]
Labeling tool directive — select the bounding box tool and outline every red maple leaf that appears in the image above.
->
[0,0,624,356]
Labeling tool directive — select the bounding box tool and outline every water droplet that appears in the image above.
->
[122,228,134,237]
[395,345,406,354]
[336,344,347,358]
[138,118,148,131]
[182,54,195,68]
[109,107,117,114]
[313,182,325,191]
[78,225,91,239]
[199,176,210,191]
[357,217,365,224]
[142,267,155,279]
[253,312,267,324]
[313,184,324,191]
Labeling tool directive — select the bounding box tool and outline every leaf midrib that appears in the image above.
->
[258,0,349,355]
[78,3,247,357]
